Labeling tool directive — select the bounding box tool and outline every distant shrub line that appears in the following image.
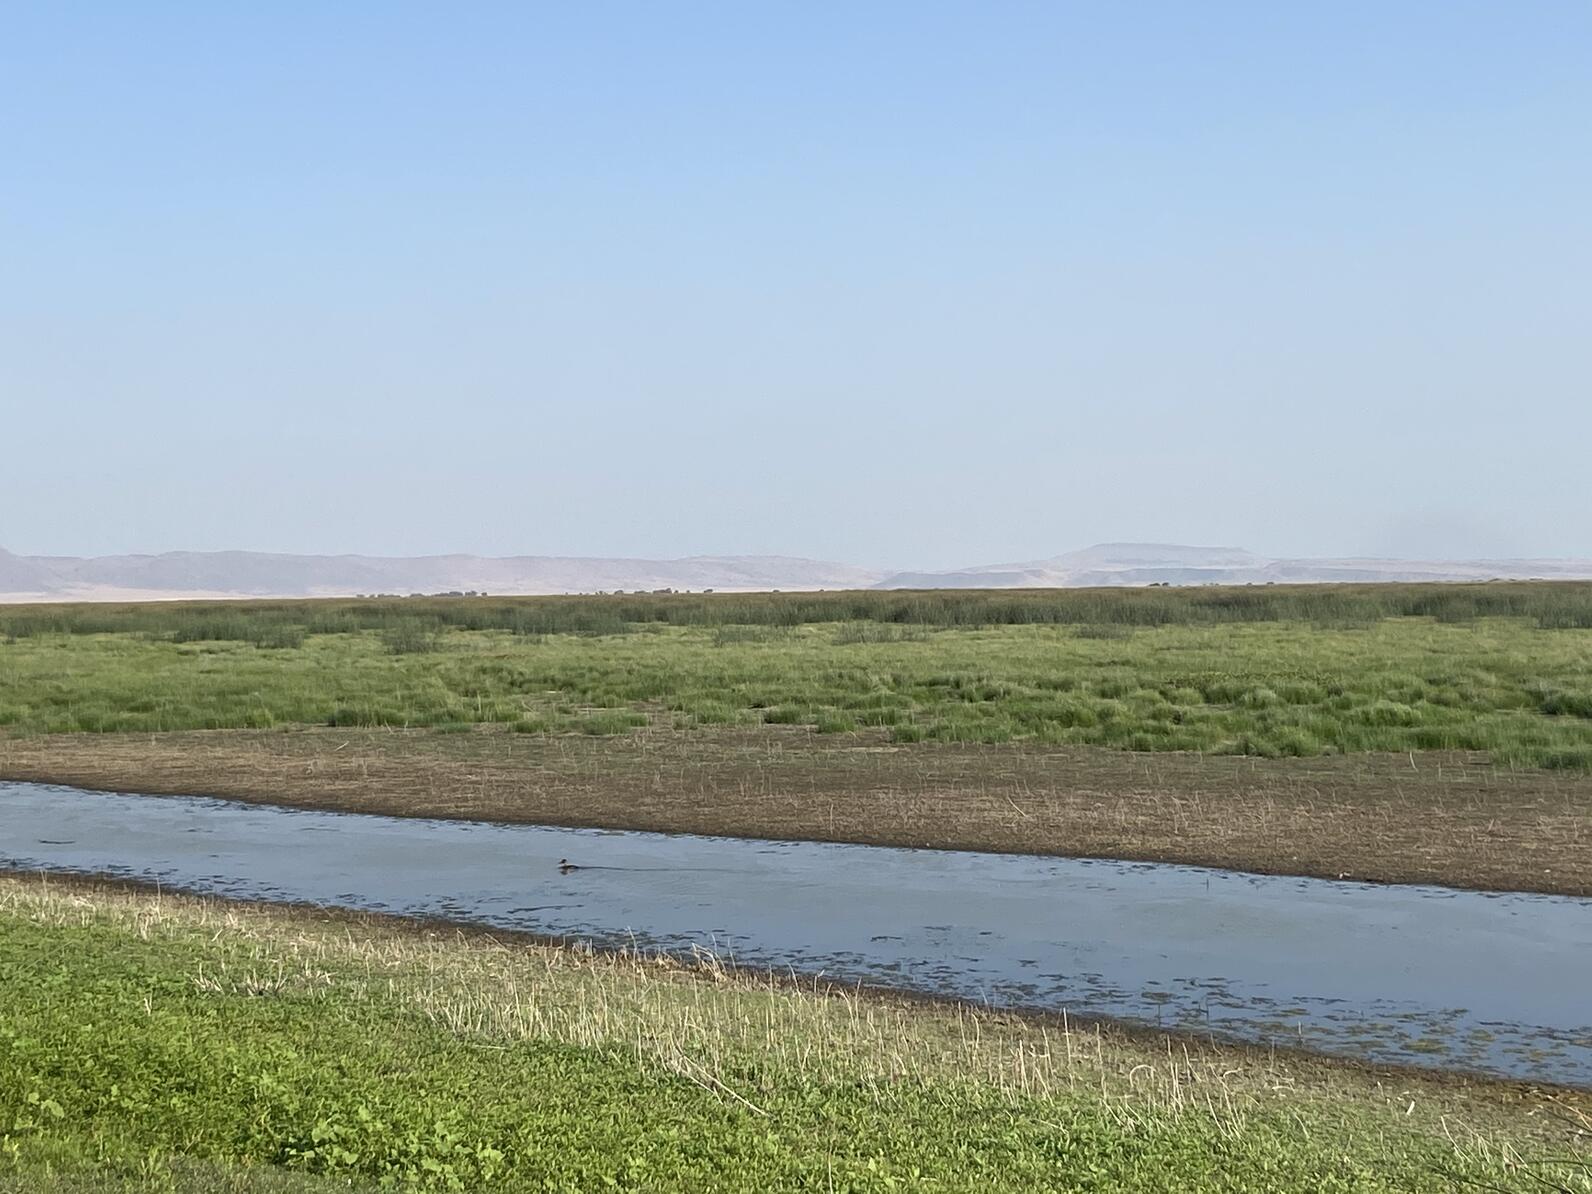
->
[5,581,1592,646]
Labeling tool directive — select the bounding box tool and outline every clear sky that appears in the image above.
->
[4,2,1589,568]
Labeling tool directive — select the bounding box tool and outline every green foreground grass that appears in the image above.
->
[5,586,1592,767]
[2,878,1587,1192]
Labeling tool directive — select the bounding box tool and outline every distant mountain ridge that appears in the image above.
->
[872,543,1592,589]
[0,549,884,601]
[0,547,58,594]
[3,542,1592,602]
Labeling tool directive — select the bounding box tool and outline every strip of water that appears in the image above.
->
[2,781,1587,1086]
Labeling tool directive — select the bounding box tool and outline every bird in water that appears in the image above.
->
[558,858,579,874]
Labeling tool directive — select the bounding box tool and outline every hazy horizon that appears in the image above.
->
[9,537,1592,570]
[5,3,1589,570]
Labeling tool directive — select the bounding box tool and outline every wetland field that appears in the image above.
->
[3,585,1592,891]
[3,584,1592,1190]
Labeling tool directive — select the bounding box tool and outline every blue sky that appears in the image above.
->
[3,2,1589,566]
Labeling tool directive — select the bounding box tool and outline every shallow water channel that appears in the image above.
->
[3,781,1589,1087]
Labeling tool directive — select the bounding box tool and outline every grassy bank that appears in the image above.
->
[4,586,1592,768]
[1,876,1587,1192]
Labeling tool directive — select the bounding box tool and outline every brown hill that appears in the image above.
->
[5,542,1592,602]
[0,549,883,601]
[873,543,1592,588]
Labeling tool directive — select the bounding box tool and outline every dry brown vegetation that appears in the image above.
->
[5,725,1589,896]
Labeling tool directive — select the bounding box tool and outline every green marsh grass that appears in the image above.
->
[3,585,1592,767]
[2,877,1586,1192]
